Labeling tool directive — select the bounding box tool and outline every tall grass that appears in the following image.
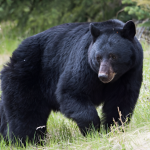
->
[0,22,150,149]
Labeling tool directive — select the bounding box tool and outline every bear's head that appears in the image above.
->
[88,20,136,83]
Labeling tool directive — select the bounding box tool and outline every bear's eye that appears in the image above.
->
[96,56,102,62]
[109,54,116,60]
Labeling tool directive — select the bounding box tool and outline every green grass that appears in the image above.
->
[0,23,150,149]
[0,24,24,55]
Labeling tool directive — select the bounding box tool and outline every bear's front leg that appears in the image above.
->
[57,92,100,135]
[102,70,142,130]
[56,61,101,135]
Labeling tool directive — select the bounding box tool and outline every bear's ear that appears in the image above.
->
[89,23,100,41]
[122,20,136,41]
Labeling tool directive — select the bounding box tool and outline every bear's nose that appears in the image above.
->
[98,73,108,80]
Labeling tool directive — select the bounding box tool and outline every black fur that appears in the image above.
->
[0,19,143,144]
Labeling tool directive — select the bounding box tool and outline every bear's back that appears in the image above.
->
[38,19,125,72]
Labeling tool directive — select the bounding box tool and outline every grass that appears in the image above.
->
[0,22,150,149]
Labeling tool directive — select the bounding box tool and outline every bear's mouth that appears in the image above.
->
[100,73,116,83]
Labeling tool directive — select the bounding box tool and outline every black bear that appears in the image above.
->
[0,19,143,145]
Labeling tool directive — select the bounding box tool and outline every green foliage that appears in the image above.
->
[0,0,123,35]
[122,0,149,20]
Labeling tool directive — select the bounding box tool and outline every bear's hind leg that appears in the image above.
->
[3,94,51,146]
[1,72,51,145]
[0,100,8,140]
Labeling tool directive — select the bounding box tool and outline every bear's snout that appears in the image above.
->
[98,63,115,83]
[98,73,108,80]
